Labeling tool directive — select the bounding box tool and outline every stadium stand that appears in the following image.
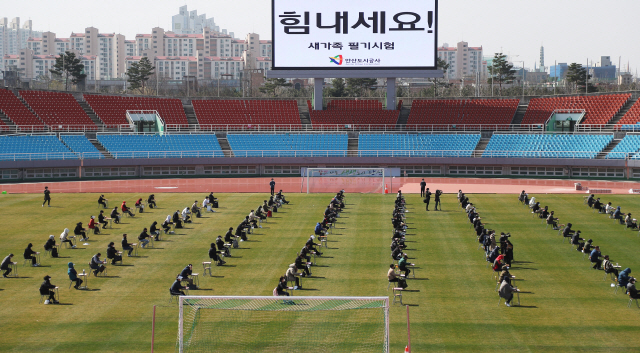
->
[308,100,399,128]
[19,90,96,130]
[358,133,481,157]
[227,133,348,157]
[0,134,74,160]
[84,95,189,127]
[59,134,104,159]
[192,99,300,126]
[96,133,223,158]
[615,99,640,131]
[483,133,612,158]
[521,94,630,125]
[0,89,46,130]
[606,134,640,159]
[406,99,519,129]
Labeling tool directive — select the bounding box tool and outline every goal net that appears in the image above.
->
[303,168,385,194]
[176,296,389,353]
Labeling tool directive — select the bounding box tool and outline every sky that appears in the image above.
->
[3,0,639,73]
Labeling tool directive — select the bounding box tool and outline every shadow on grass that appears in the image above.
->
[115,264,134,267]
[327,247,340,250]
[313,265,330,268]
[234,248,251,250]
[298,288,318,291]
[306,276,325,279]
[56,303,74,305]
[511,267,538,270]
[403,289,421,292]
[209,275,225,278]
[98,276,121,278]
[513,305,538,308]
[408,278,429,280]
[145,248,165,250]
[403,304,420,307]
[83,288,101,291]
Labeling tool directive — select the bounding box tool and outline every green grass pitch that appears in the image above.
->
[0,192,639,352]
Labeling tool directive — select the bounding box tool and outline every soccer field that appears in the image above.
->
[0,191,639,352]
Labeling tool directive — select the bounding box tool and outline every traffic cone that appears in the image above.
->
[405,346,410,353]
[384,184,389,194]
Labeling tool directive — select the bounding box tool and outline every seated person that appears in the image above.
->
[528,196,536,208]
[60,228,75,248]
[387,264,408,289]
[216,235,230,257]
[605,202,614,215]
[546,212,559,229]
[172,211,184,228]
[98,210,109,229]
[562,223,575,239]
[295,255,311,277]
[236,220,249,240]
[224,227,236,244]
[149,221,160,240]
[300,244,314,263]
[182,207,192,223]
[625,213,638,229]
[581,239,595,253]
[44,235,56,253]
[539,206,549,219]
[88,216,99,234]
[398,254,412,277]
[135,198,145,213]
[191,201,201,218]
[106,242,122,265]
[110,207,121,224]
[276,276,291,296]
[180,264,197,289]
[138,228,150,248]
[256,206,266,220]
[74,222,88,241]
[24,243,38,266]
[570,231,585,248]
[531,202,541,214]
[162,215,174,233]
[314,222,326,236]
[147,194,157,208]
[248,211,259,228]
[499,265,513,285]
[202,197,211,210]
[590,246,603,270]
[89,253,106,276]
[276,190,290,204]
[121,201,135,217]
[68,262,83,289]
[285,264,301,289]
[499,279,519,307]
[613,206,623,224]
[98,194,108,208]
[587,194,595,208]
[391,245,403,261]
[207,192,217,205]
[39,275,58,304]
[602,255,619,280]
[593,198,604,212]
[306,235,323,256]
[1,253,14,277]
[170,275,187,296]
[209,243,226,266]
[627,277,639,299]
[518,190,526,203]
[619,268,632,287]
[493,254,505,272]
[121,234,134,256]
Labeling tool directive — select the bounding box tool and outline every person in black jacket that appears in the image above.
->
[98,210,109,229]
[150,221,160,241]
[420,179,426,197]
[44,235,56,252]
[110,207,121,224]
[24,243,38,266]
[295,255,311,277]
[276,276,290,296]
[170,275,186,296]
[434,190,442,211]
[74,222,88,242]
[147,194,156,208]
[424,188,432,211]
[305,235,323,256]
[173,211,183,229]
[235,220,249,240]
[216,236,229,256]
[138,228,150,248]
[180,264,196,288]
[39,275,58,304]
[224,227,235,244]
[122,234,134,256]
[209,243,226,266]
[106,242,122,265]
[1,254,14,277]
[42,186,51,207]
[270,178,275,196]
[98,195,108,209]
[562,223,575,240]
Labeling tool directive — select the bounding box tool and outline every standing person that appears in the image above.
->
[42,186,51,207]
[270,178,276,196]
[68,262,83,289]
[39,275,58,304]
[424,188,432,211]
[121,234,134,257]
[1,253,14,277]
[434,190,442,211]
[420,179,426,197]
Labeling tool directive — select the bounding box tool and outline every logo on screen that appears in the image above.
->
[329,55,343,65]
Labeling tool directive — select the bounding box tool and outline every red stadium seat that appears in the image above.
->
[407,99,519,130]
[192,99,301,127]
[84,94,189,128]
[19,90,96,131]
[521,94,630,126]
[0,89,47,131]
[309,100,399,129]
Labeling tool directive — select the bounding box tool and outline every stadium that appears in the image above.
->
[2,1,640,353]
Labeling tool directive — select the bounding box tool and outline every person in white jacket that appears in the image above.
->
[182,207,192,223]
[60,228,76,248]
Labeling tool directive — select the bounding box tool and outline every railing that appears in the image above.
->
[0,150,634,161]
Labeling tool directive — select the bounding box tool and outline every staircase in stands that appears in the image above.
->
[473,138,492,157]
[217,134,234,157]
[396,105,411,128]
[77,100,104,128]
[608,96,639,126]
[510,103,528,125]
[347,138,359,157]
[183,103,199,126]
[298,102,311,126]
[89,139,113,159]
[596,138,623,159]
[0,110,16,128]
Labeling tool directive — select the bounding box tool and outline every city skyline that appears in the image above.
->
[2,0,639,73]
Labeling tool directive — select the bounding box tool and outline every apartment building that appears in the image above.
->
[437,41,484,81]
[4,48,99,81]
[0,17,43,74]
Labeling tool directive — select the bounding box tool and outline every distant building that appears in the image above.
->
[437,41,484,81]
[0,17,43,75]
[171,5,233,37]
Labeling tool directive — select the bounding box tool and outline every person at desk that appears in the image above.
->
[590,246,603,270]
[209,243,226,266]
[147,194,157,209]
[162,216,173,234]
[224,227,235,244]
[613,206,623,224]
[135,198,145,213]
[122,234,134,257]
[388,264,408,289]
[216,235,229,257]
[68,262,83,290]
[106,242,122,265]
[150,221,160,241]
[499,279,519,307]
[88,216,99,235]
[40,275,58,304]
[593,198,604,213]
[202,197,211,211]
[306,235,323,256]
[172,211,183,229]
[60,228,75,249]
[191,201,201,218]
[138,228,151,248]
[98,195,108,209]
[285,264,301,290]
[110,207,121,224]
[98,210,109,229]
[627,277,639,299]
[121,201,135,217]
[180,264,197,289]
[181,207,192,224]
[398,254,411,277]
[295,255,311,277]
[276,276,290,296]
[89,253,106,276]
[170,275,187,297]
[602,255,619,280]
[74,222,88,242]
[625,213,638,230]
[24,243,38,266]
[44,235,57,257]
[207,192,217,205]
[499,265,513,285]
[587,194,595,208]
[1,253,14,277]
[619,268,632,287]
[562,223,575,240]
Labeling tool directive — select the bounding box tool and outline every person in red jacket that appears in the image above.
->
[121,201,134,217]
[88,216,99,234]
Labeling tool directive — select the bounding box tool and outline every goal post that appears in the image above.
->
[177,296,390,353]
[304,168,386,194]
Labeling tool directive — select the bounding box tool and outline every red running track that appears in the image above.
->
[1,177,639,195]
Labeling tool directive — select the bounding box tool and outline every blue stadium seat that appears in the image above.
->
[0,134,75,160]
[60,134,104,159]
[483,134,612,159]
[606,134,640,159]
[226,133,348,157]
[357,133,481,157]
[96,134,224,158]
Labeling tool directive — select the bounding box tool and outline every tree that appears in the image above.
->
[566,63,597,93]
[49,51,86,91]
[487,53,516,96]
[259,78,292,97]
[126,57,155,94]
[328,78,348,97]
[433,57,450,97]
[345,78,377,96]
